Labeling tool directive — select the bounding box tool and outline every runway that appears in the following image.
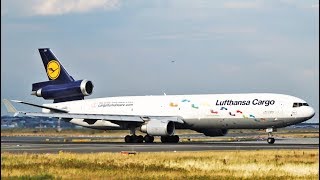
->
[1,136,318,153]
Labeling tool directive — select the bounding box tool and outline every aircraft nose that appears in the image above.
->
[306,107,315,119]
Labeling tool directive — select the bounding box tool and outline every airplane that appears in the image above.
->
[3,48,315,144]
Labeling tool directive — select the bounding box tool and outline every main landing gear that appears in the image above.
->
[266,128,276,144]
[124,135,180,143]
[124,135,155,143]
[161,135,179,143]
[124,127,179,143]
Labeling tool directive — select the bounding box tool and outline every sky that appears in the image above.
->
[1,0,319,123]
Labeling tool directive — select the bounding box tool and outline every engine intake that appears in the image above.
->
[140,120,175,136]
[80,80,93,96]
[33,79,94,100]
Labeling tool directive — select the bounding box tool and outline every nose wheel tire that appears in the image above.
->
[266,128,276,144]
[267,138,275,144]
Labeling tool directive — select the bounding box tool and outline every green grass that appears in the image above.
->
[1,150,319,179]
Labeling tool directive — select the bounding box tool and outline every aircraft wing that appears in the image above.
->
[21,112,184,123]
[22,112,145,122]
[11,100,68,113]
[4,99,184,124]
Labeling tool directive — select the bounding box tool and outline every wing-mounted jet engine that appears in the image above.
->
[140,120,175,136]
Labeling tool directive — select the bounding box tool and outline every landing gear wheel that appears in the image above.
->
[161,135,179,143]
[137,135,144,143]
[172,135,179,143]
[266,128,276,144]
[267,138,275,144]
[125,135,143,143]
[126,127,139,143]
[131,135,138,143]
[144,135,154,143]
[160,136,168,143]
[125,135,132,143]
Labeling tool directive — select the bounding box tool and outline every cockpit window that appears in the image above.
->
[293,102,309,108]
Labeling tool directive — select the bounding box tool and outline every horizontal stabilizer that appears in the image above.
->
[2,99,17,113]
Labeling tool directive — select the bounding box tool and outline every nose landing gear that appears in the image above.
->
[266,128,276,144]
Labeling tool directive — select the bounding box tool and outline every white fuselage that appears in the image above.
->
[43,93,315,130]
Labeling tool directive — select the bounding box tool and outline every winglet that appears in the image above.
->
[2,99,18,113]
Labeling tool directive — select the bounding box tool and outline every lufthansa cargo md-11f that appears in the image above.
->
[3,48,315,144]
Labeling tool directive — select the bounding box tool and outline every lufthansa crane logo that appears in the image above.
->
[47,60,60,80]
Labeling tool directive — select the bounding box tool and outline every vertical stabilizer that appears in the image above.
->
[32,48,93,103]
[38,48,74,83]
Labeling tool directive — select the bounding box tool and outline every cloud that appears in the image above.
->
[2,0,120,16]
[32,0,120,16]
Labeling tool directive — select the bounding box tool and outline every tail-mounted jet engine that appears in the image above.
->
[140,120,175,136]
[31,79,93,102]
